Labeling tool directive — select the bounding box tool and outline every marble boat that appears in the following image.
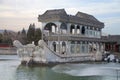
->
[13,9,106,65]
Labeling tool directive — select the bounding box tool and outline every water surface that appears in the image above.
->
[0,55,120,80]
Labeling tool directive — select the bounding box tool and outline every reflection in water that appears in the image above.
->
[16,63,120,80]
[16,65,103,80]
[52,63,120,80]
[16,65,49,80]
[0,55,119,80]
[52,63,120,77]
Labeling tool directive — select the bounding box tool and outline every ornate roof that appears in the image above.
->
[38,9,104,28]
[76,12,98,21]
[43,9,67,16]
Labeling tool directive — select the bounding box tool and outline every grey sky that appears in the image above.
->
[0,0,120,35]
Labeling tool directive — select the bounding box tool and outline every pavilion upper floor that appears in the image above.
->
[42,21,102,38]
[38,9,104,39]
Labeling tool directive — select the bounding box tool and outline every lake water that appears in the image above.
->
[0,55,120,80]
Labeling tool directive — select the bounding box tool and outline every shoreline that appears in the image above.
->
[0,53,17,55]
[0,47,17,55]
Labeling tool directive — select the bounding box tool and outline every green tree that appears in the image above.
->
[21,28,26,35]
[26,23,42,45]
[3,30,8,36]
[17,31,21,35]
[27,23,35,43]
[2,30,12,45]
[20,28,27,44]
[0,33,3,43]
[34,28,42,45]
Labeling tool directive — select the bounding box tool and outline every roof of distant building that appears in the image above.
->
[108,35,120,44]
[101,35,120,44]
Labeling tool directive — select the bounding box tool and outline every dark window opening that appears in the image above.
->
[60,23,67,34]
[70,25,75,34]
[81,26,85,35]
[53,42,56,52]
[77,25,80,34]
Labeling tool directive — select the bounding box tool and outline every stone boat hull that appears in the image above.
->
[13,40,102,65]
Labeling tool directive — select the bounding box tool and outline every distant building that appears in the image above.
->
[102,35,120,52]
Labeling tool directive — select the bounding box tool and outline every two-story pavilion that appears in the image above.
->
[38,9,105,60]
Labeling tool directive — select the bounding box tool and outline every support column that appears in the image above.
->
[74,41,77,54]
[85,26,87,36]
[87,27,90,37]
[103,43,105,52]
[80,25,82,35]
[98,43,100,52]
[68,41,71,54]
[99,43,101,52]
[92,42,96,54]
[100,29,102,38]
[56,23,61,54]
[88,42,90,53]
[74,25,77,34]
[92,27,94,37]
[41,22,46,40]
[96,28,100,38]
[113,44,116,52]
[85,41,88,53]
[80,41,82,53]
[111,44,113,51]
[79,25,81,35]
[67,23,71,34]
[85,26,88,37]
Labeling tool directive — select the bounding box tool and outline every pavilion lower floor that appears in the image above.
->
[47,40,105,55]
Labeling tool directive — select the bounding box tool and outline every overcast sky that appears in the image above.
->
[0,0,120,35]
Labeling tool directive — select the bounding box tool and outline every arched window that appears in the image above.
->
[44,23,57,33]
[61,42,66,54]
[71,41,75,53]
[70,25,75,34]
[52,42,56,52]
[60,23,67,34]
[76,25,80,34]
[76,41,80,53]
[62,42,66,46]
[81,26,85,35]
